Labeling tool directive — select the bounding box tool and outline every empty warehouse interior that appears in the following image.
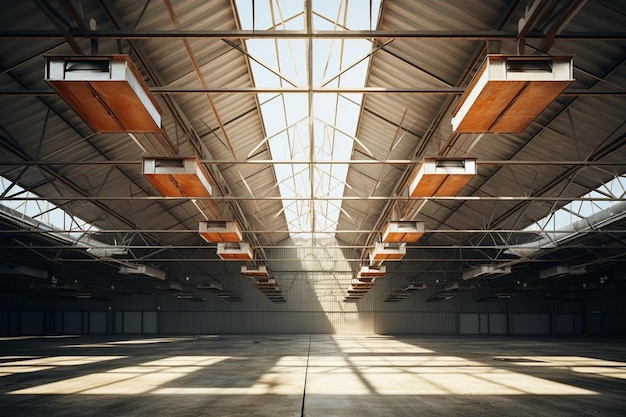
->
[0,0,625,415]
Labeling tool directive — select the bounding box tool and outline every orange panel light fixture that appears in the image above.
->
[451,54,573,133]
[241,265,270,278]
[382,221,425,243]
[45,55,161,133]
[409,158,476,197]
[369,242,406,262]
[356,265,386,279]
[143,157,213,197]
[216,242,254,261]
[199,221,242,243]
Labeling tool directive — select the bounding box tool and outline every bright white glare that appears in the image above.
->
[525,174,626,232]
[0,176,99,238]
[235,0,381,238]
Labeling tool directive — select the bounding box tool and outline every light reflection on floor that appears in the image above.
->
[4,336,624,396]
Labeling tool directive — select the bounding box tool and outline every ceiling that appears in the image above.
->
[0,0,625,302]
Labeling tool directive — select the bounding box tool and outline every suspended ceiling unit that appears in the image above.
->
[451,54,574,133]
[462,265,512,280]
[143,157,213,197]
[45,55,161,133]
[196,282,224,292]
[409,158,476,197]
[356,265,386,279]
[403,283,427,292]
[540,265,586,279]
[241,265,270,277]
[370,242,406,261]
[199,221,243,243]
[382,221,425,243]
[385,291,411,302]
[156,282,183,291]
[216,242,254,260]
[118,264,166,280]
[351,280,375,290]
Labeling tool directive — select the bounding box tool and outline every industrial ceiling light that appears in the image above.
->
[216,242,254,260]
[196,282,224,292]
[409,158,476,198]
[144,157,220,219]
[381,221,425,243]
[119,264,166,280]
[369,242,406,262]
[45,55,161,133]
[356,265,386,279]
[451,54,574,133]
[539,265,586,279]
[156,281,183,291]
[241,265,270,277]
[143,157,213,197]
[351,281,375,290]
[462,265,512,280]
[403,283,427,292]
[199,221,243,243]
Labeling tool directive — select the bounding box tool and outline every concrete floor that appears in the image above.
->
[0,334,625,416]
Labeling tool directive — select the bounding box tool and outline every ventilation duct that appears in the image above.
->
[451,55,573,133]
[507,200,626,258]
[45,55,161,133]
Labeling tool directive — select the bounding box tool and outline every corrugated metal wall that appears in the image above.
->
[1,239,625,335]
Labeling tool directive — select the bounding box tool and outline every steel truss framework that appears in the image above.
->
[0,0,625,302]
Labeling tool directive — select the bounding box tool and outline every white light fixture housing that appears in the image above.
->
[382,221,425,243]
[196,282,224,292]
[241,265,270,277]
[403,283,427,292]
[539,265,586,279]
[199,221,243,243]
[216,242,254,260]
[119,264,166,280]
[451,54,574,133]
[143,157,213,198]
[356,265,386,279]
[45,55,161,133]
[409,158,476,198]
[369,242,406,262]
[463,265,512,280]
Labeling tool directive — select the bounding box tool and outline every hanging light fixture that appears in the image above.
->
[451,54,574,133]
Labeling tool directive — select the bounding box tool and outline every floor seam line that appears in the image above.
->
[300,333,312,417]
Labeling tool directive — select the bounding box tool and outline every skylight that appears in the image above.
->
[235,0,381,238]
[524,174,626,232]
[0,176,98,240]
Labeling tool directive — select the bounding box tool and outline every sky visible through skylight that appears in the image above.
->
[235,0,381,239]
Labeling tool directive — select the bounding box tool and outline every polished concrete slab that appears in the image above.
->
[0,334,625,416]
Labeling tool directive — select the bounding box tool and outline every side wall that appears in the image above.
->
[1,285,624,335]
